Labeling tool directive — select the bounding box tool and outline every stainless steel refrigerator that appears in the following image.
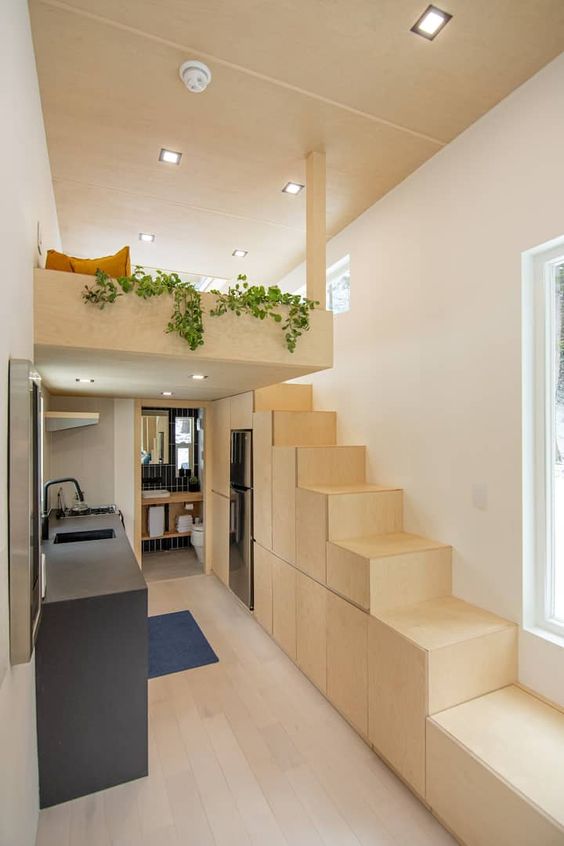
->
[229,430,253,608]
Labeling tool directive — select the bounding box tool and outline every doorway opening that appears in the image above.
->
[136,401,206,582]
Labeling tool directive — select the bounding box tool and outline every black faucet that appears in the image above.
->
[42,478,85,540]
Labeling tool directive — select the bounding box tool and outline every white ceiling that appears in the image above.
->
[30,0,564,285]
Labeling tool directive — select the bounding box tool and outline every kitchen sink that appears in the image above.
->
[53,529,116,544]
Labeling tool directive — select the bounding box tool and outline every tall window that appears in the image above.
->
[326,255,351,314]
[292,254,351,313]
[527,244,564,638]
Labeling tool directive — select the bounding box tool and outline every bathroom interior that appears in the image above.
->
[140,403,205,581]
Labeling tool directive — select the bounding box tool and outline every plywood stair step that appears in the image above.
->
[427,685,564,844]
[296,445,367,487]
[295,481,403,585]
[299,482,399,495]
[254,383,313,412]
[368,596,517,798]
[326,532,452,612]
[272,410,337,447]
[375,594,516,662]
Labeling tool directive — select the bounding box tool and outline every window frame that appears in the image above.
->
[528,243,564,640]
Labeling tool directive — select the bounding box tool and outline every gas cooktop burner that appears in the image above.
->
[64,504,118,517]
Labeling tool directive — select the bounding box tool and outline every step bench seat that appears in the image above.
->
[427,685,564,845]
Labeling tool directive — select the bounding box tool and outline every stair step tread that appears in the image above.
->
[377,595,515,650]
[299,482,401,495]
[430,685,564,829]
[296,444,366,450]
[331,532,448,559]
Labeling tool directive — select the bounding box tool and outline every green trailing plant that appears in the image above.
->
[82,271,126,307]
[82,267,204,350]
[210,275,318,353]
[167,284,204,351]
[81,268,317,353]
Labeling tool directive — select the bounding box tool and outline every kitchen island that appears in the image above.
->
[36,511,148,808]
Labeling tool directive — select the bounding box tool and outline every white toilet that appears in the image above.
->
[191,523,204,564]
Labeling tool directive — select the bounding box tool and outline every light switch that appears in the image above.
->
[472,483,488,511]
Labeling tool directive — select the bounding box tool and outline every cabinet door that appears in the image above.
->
[272,447,296,564]
[210,398,230,497]
[211,491,229,586]
[272,555,297,660]
[253,542,273,634]
[326,591,368,736]
[252,411,273,550]
[230,392,253,430]
[296,572,327,693]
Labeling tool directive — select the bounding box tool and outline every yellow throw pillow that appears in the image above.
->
[69,246,131,278]
[45,249,73,272]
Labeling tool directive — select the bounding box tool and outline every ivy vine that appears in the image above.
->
[83,267,204,350]
[210,276,318,353]
[81,268,318,353]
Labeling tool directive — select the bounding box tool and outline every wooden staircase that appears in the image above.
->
[221,383,564,845]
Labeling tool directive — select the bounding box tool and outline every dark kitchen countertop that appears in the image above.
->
[42,512,147,604]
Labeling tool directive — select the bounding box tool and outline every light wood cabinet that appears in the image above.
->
[253,543,273,634]
[272,554,297,660]
[272,447,296,565]
[252,411,273,550]
[326,591,368,737]
[368,597,517,798]
[295,488,327,583]
[296,572,327,693]
[210,491,230,586]
[230,391,253,430]
[210,397,230,497]
[368,616,427,796]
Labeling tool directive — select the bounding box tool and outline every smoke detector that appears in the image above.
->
[179,60,212,94]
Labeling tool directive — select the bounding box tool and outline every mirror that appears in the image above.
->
[141,411,169,464]
[175,416,194,475]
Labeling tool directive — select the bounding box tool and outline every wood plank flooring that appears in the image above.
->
[36,574,457,846]
[142,549,203,583]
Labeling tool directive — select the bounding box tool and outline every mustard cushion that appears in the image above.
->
[45,249,73,272]
[69,246,131,278]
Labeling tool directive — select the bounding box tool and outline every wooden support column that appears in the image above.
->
[306,151,326,306]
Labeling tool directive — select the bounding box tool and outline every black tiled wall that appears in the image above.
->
[141,407,201,492]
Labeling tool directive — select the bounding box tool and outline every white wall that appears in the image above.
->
[0,2,61,844]
[46,395,136,547]
[281,54,564,706]
[48,396,116,506]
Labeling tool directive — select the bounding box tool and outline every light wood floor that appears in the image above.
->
[35,574,457,846]
[142,548,203,583]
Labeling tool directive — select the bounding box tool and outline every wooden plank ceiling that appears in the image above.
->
[30,0,564,283]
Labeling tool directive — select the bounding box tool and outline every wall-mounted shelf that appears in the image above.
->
[44,411,100,432]
[141,491,203,506]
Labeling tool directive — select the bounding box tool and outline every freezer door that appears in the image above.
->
[229,486,253,608]
[230,430,252,489]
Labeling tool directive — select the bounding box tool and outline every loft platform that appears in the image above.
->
[34,269,333,400]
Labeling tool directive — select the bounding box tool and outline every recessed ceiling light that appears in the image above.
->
[159,148,182,165]
[75,378,94,383]
[161,391,173,397]
[190,374,207,380]
[411,5,452,39]
[232,249,247,258]
[282,181,304,195]
[139,232,155,243]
